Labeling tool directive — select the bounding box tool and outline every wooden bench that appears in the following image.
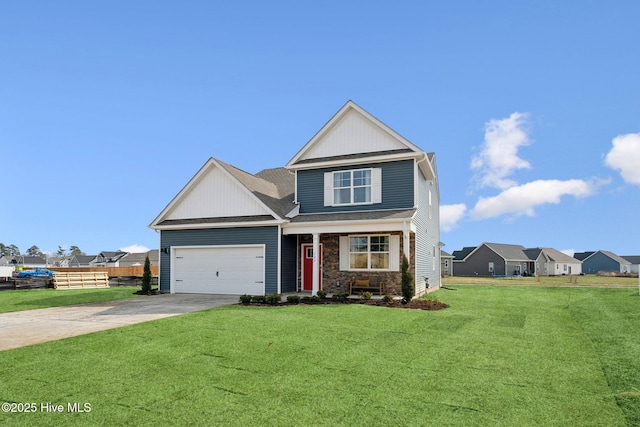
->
[349,278,385,295]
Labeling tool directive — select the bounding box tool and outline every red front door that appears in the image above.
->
[302,244,322,291]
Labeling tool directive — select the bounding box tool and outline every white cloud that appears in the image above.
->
[440,204,467,232]
[605,133,640,186]
[119,244,150,253]
[471,112,532,190]
[560,249,575,257]
[470,179,593,220]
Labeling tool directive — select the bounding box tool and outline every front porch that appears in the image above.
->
[294,232,416,296]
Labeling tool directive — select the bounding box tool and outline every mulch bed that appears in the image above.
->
[240,298,448,311]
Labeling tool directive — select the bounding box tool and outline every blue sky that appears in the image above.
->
[1,0,639,257]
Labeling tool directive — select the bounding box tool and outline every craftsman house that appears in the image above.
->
[150,101,440,296]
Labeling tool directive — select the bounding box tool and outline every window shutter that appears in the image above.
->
[339,236,350,270]
[372,168,382,204]
[324,172,333,206]
[389,235,400,271]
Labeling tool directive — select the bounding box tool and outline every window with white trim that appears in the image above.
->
[324,168,382,206]
[334,169,371,205]
[349,235,390,270]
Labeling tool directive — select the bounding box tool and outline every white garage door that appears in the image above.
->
[172,246,265,295]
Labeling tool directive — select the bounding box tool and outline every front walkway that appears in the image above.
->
[0,294,239,352]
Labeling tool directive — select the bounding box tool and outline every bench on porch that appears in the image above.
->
[349,277,385,295]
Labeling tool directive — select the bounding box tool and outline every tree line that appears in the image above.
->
[0,244,85,258]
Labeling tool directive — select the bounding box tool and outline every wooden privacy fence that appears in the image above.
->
[53,271,110,289]
[50,266,159,277]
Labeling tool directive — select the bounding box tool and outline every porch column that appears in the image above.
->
[312,233,320,296]
[403,222,410,259]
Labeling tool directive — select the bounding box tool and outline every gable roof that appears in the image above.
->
[622,255,640,264]
[452,246,476,261]
[150,158,294,229]
[575,250,631,265]
[285,100,436,179]
[538,248,582,264]
[482,243,530,261]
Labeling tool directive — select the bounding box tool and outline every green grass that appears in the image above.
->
[0,286,638,426]
[0,287,140,313]
[443,274,639,288]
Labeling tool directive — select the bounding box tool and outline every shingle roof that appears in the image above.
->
[289,209,416,224]
[452,246,476,261]
[483,243,529,261]
[622,255,640,264]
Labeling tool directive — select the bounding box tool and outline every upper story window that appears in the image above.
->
[324,167,382,207]
[334,169,371,205]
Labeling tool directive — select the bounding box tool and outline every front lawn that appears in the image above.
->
[0,286,637,426]
[0,287,140,314]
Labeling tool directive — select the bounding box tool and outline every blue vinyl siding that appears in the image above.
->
[159,227,279,294]
[297,160,414,214]
[280,234,297,293]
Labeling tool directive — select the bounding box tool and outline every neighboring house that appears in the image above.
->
[453,243,531,277]
[523,247,582,276]
[68,255,97,267]
[621,256,640,274]
[92,251,128,267]
[0,256,13,267]
[441,250,454,277]
[8,256,47,269]
[150,100,440,296]
[575,250,632,274]
[119,250,159,267]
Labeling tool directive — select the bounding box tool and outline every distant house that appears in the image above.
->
[574,250,632,274]
[92,251,128,267]
[621,256,640,274]
[441,250,454,277]
[7,256,47,269]
[0,256,13,267]
[453,243,531,277]
[67,255,96,268]
[524,248,583,276]
[118,250,159,267]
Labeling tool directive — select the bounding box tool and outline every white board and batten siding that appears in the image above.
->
[171,245,265,295]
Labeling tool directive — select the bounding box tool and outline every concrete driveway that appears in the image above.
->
[0,294,239,352]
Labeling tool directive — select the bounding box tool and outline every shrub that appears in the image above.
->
[301,296,320,303]
[141,255,152,294]
[286,295,301,304]
[266,294,281,305]
[332,292,350,302]
[382,294,394,304]
[401,254,415,302]
[360,291,373,300]
[239,294,252,304]
[251,295,266,304]
[316,290,327,299]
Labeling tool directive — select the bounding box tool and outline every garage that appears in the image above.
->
[171,245,265,295]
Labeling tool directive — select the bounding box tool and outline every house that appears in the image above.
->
[5,256,47,269]
[119,250,159,267]
[453,243,531,277]
[150,100,440,296]
[575,250,633,274]
[92,251,128,267]
[621,256,640,274]
[523,247,582,276]
[441,250,454,277]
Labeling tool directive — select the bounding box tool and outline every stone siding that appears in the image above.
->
[300,232,415,296]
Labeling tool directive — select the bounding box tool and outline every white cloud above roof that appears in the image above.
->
[440,203,467,231]
[471,179,593,220]
[471,112,531,190]
[605,133,640,187]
